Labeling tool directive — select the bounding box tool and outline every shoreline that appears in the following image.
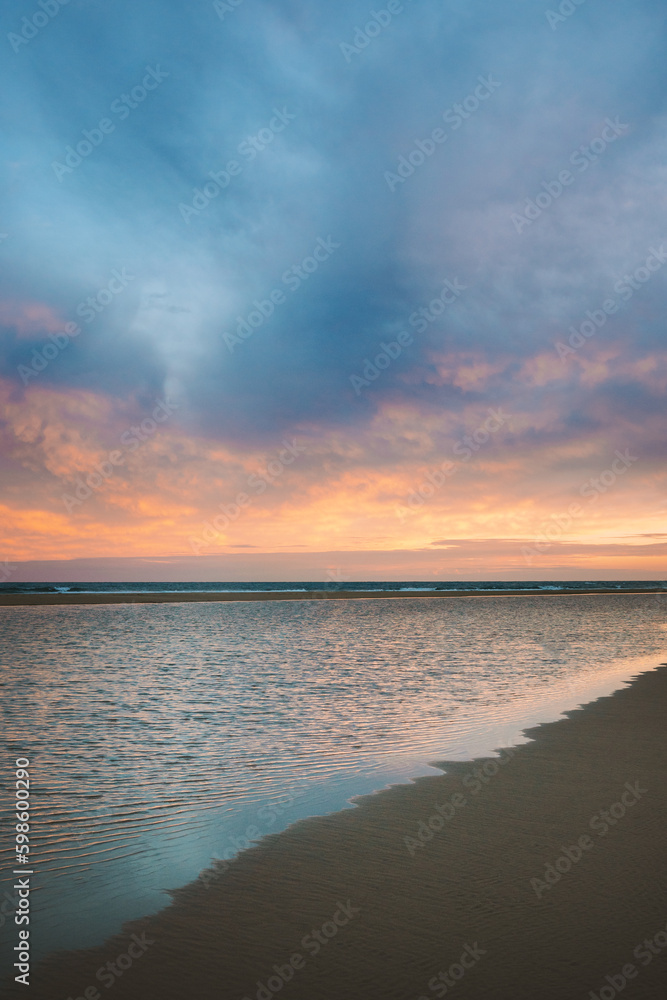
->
[1,586,665,606]
[10,663,667,999]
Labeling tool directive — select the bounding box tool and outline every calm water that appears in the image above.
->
[0,593,666,975]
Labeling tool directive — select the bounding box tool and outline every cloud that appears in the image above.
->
[1,0,666,568]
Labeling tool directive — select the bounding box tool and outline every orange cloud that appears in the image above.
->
[0,377,665,573]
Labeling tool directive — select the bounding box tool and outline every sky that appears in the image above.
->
[1,0,666,581]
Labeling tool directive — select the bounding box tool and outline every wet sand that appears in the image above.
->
[1,586,665,605]
[10,663,667,999]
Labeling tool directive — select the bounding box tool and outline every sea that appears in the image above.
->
[0,579,664,595]
[0,584,666,980]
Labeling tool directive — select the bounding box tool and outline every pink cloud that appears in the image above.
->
[0,300,66,338]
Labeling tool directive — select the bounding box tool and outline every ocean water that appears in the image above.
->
[0,592,665,978]
[0,579,665,595]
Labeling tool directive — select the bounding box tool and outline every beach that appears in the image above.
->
[12,662,667,1000]
[5,1,665,997]
[1,586,665,606]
